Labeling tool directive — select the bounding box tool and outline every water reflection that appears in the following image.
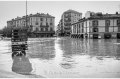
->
[60,56,76,69]
[28,38,55,60]
[59,38,89,57]
[115,39,120,60]
[12,56,33,75]
[6,38,120,77]
[57,38,120,69]
[58,38,84,69]
[88,39,120,60]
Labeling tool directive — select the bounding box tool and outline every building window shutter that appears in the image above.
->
[117,19,120,26]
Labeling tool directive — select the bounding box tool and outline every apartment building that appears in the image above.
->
[57,9,82,36]
[71,12,120,39]
[7,13,55,37]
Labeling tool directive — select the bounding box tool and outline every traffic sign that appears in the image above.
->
[12,41,27,45]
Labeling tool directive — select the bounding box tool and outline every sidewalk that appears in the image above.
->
[0,69,44,78]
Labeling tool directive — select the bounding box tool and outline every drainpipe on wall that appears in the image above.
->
[113,19,115,38]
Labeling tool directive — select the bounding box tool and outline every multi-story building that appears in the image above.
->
[57,9,82,36]
[71,12,120,39]
[7,13,55,37]
[56,19,64,36]
[85,11,95,19]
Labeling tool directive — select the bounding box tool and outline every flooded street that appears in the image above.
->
[0,37,120,78]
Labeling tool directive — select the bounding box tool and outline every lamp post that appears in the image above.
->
[26,0,28,29]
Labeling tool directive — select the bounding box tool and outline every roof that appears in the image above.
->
[64,9,82,14]
[89,14,120,19]
[30,13,55,18]
[72,18,86,25]
[72,13,120,25]
[7,13,55,22]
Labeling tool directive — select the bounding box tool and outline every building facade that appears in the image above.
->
[56,19,64,36]
[57,9,82,36]
[71,12,120,39]
[7,13,55,37]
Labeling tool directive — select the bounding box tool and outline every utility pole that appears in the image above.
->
[11,1,28,57]
[26,0,28,29]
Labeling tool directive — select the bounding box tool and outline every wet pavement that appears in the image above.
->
[0,37,120,78]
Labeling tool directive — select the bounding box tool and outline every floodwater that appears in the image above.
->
[0,37,120,78]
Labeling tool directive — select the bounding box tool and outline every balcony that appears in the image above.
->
[64,18,71,22]
[64,23,71,26]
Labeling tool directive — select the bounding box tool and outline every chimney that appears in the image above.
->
[116,12,118,14]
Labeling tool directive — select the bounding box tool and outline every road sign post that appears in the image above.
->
[11,28,28,57]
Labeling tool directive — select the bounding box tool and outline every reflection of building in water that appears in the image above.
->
[89,39,108,59]
[89,39,117,60]
[57,38,81,69]
[71,39,90,55]
[89,40,101,56]
[115,39,120,60]
[59,38,89,56]
[12,56,33,75]
[28,39,55,60]
[104,40,115,56]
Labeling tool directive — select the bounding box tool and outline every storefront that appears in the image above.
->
[93,34,99,39]
[104,33,111,39]
[117,33,120,39]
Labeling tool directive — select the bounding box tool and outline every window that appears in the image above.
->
[41,28,43,31]
[105,20,110,26]
[31,18,32,22]
[35,22,38,25]
[50,18,52,21]
[117,19,120,26]
[65,18,68,20]
[46,22,48,26]
[50,23,53,26]
[44,28,45,31]
[36,17,38,22]
[93,28,98,32]
[50,27,53,31]
[40,23,43,26]
[82,23,84,28]
[41,18,43,21]
[35,28,39,32]
[30,25,33,27]
[93,20,98,27]
[74,25,76,33]
[46,28,48,31]
[79,24,81,33]
[65,14,68,17]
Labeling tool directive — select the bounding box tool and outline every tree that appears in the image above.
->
[2,26,12,37]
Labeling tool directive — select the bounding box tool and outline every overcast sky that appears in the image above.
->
[0,1,120,29]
